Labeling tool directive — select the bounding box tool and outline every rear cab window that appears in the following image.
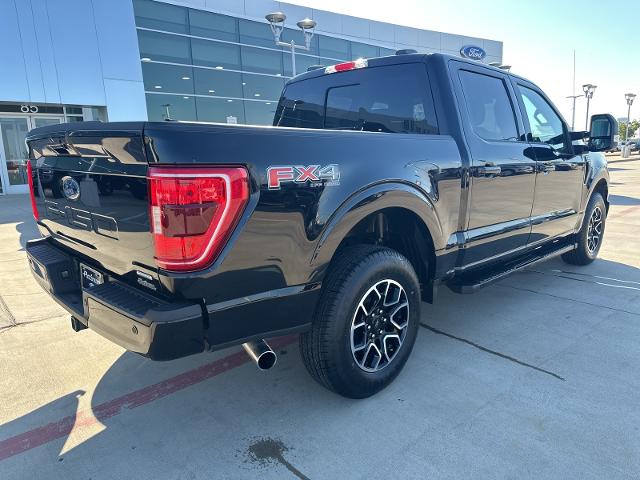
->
[274,62,438,135]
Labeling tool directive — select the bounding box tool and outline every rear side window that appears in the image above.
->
[274,63,438,135]
[459,70,519,142]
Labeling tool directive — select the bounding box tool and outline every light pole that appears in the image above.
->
[161,104,172,121]
[566,95,582,131]
[582,84,597,130]
[624,93,636,141]
[265,12,317,77]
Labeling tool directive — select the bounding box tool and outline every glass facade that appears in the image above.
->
[133,0,398,125]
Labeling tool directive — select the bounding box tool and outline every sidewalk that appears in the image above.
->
[0,195,66,329]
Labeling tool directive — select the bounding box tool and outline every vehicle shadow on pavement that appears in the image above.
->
[14,221,40,251]
[1,258,639,479]
[608,194,640,206]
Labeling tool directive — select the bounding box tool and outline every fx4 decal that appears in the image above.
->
[267,165,340,190]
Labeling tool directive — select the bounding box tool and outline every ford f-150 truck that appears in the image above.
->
[25,53,617,398]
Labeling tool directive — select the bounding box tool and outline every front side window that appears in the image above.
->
[459,70,520,142]
[518,85,569,153]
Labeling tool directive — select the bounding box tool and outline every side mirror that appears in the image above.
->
[588,114,618,152]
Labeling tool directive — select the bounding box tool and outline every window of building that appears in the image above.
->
[350,42,379,59]
[275,63,438,134]
[239,20,275,48]
[518,85,569,152]
[245,101,278,125]
[138,30,191,64]
[188,10,238,42]
[284,54,321,76]
[195,96,246,124]
[242,74,285,101]
[191,39,241,70]
[135,7,425,126]
[240,46,283,75]
[318,36,350,60]
[134,0,189,34]
[142,62,195,94]
[146,94,197,121]
[193,68,242,98]
[459,70,519,142]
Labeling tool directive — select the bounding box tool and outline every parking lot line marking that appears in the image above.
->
[0,335,297,462]
[527,270,640,291]
[420,323,565,381]
[501,283,640,317]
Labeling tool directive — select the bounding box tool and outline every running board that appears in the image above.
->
[447,243,577,294]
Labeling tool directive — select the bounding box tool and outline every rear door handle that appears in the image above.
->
[478,165,502,176]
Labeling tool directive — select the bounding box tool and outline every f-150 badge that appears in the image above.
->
[267,164,340,190]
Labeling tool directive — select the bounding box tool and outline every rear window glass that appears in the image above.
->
[274,63,438,135]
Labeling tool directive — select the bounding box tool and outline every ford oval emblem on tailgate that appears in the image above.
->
[61,176,80,201]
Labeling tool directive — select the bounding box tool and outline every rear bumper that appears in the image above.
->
[26,237,205,360]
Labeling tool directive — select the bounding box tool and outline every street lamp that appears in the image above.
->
[265,12,317,77]
[566,94,582,131]
[624,93,636,141]
[582,84,597,130]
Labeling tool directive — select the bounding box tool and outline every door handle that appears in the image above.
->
[478,164,502,176]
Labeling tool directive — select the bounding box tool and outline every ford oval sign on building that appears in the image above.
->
[460,45,487,61]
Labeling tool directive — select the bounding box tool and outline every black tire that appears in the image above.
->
[300,245,421,398]
[562,192,606,265]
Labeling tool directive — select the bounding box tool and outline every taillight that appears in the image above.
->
[26,160,39,220]
[148,166,249,272]
[324,58,368,74]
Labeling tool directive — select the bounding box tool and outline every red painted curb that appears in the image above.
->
[0,335,297,462]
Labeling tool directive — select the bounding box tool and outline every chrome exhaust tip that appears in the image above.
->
[242,340,277,370]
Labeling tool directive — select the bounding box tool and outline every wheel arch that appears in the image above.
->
[310,183,443,302]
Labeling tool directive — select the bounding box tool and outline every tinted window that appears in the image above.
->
[134,0,189,34]
[142,62,194,94]
[518,85,569,152]
[188,10,238,42]
[274,82,325,128]
[318,36,350,60]
[238,20,275,48]
[241,46,282,75]
[275,63,438,135]
[146,94,197,121]
[193,68,242,98]
[191,39,241,69]
[138,30,191,64]
[459,70,519,142]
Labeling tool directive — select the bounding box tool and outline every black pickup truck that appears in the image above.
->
[25,53,616,398]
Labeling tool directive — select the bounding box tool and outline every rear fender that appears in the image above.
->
[309,182,444,282]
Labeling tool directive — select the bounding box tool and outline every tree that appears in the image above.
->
[619,119,639,140]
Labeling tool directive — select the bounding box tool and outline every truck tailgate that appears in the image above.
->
[26,122,156,281]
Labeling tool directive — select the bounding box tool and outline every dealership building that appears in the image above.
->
[0,0,502,194]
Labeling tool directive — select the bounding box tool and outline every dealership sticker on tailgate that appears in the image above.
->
[80,264,104,289]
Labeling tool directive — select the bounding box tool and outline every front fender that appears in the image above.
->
[575,152,609,231]
[584,152,610,211]
[309,182,445,281]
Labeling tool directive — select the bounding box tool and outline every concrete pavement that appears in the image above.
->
[0,157,638,479]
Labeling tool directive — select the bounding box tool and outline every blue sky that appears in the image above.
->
[290,0,639,125]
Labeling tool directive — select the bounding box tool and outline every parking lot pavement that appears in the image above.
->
[0,158,638,480]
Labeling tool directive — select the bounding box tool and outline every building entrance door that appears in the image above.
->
[0,115,64,195]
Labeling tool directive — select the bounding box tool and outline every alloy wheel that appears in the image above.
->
[350,279,409,373]
[587,206,603,254]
